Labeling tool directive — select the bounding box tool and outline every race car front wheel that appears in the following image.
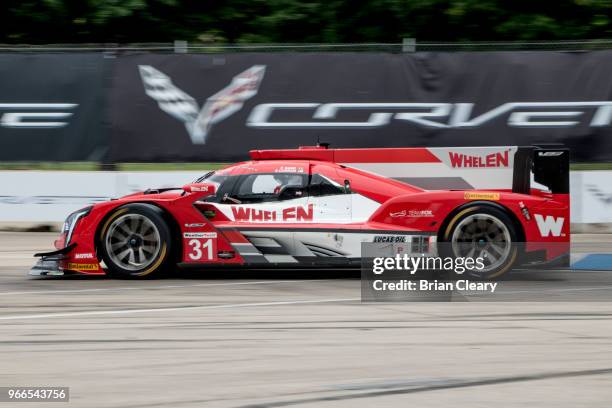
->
[99,204,172,278]
[442,205,519,279]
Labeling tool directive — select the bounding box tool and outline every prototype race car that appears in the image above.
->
[32,145,569,279]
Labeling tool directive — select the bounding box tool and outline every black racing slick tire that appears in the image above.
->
[441,204,520,280]
[98,204,173,278]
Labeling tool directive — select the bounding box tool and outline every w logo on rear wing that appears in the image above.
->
[138,65,266,144]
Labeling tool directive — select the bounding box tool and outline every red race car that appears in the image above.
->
[31,145,569,279]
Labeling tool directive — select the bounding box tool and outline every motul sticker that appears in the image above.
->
[464,192,500,201]
[74,253,94,259]
[183,232,218,238]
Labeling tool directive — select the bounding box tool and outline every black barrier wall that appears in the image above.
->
[4,51,612,162]
[0,53,111,161]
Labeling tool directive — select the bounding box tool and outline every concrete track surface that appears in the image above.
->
[1,232,612,407]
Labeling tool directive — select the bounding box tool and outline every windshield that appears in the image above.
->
[194,171,229,184]
[193,172,230,203]
[194,171,214,183]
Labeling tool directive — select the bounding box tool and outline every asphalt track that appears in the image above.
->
[1,232,612,407]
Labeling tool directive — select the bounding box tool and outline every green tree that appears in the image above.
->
[1,0,612,44]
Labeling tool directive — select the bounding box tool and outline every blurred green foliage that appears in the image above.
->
[2,0,612,44]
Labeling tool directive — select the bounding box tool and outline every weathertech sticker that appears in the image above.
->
[184,232,218,238]
[464,192,500,201]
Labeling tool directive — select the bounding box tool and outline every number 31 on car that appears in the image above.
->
[184,232,217,262]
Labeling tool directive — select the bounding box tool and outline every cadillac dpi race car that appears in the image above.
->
[32,145,569,279]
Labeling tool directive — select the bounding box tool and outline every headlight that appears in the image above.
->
[63,206,92,245]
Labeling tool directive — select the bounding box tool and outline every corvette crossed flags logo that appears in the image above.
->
[138,65,266,144]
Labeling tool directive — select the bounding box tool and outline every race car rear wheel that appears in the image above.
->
[443,205,519,279]
[99,204,172,278]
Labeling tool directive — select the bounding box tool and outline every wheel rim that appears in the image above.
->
[450,213,512,274]
[105,214,161,271]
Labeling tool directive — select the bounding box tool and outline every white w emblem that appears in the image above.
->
[138,65,266,144]
[534,214,565,237]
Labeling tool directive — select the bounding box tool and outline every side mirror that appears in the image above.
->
[344,179,351,193]
[278,185,305,200]
[182,183,216,196]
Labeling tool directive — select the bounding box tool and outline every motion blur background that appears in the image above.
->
[1,0,612,231]
[3,4,612,407]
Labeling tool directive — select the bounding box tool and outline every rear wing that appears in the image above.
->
[513,146,569,194]
[250,146,569,193]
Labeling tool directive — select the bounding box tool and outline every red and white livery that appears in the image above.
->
[32,145,570,279]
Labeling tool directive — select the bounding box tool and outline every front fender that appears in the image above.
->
[57,191,244,274]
